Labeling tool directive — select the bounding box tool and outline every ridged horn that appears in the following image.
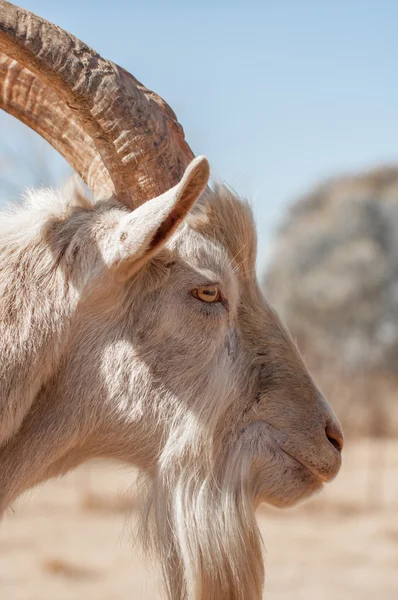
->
[0,0,194,208]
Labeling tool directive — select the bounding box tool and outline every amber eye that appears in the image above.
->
[191,286,221,303]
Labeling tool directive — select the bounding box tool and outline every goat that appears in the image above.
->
[0,2,343,599]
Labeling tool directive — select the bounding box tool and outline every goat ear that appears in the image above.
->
[106,156,210,277]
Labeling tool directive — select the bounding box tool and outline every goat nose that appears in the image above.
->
[325,419,344,452]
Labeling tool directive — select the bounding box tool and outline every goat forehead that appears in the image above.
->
[187,184,257,275]
[175,226,230,273]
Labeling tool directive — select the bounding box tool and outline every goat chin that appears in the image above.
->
[136,418,325,600]
[138,452,264,600]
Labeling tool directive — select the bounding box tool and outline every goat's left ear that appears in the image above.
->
[105,156,210,277]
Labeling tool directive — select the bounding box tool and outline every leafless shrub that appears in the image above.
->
[264,166,398,437]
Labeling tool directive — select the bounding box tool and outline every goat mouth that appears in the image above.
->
[277,446,326,483]
[255,421,340,483]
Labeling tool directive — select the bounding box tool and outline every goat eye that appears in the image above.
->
[191,286,221,303]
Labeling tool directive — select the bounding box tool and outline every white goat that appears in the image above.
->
[0,2,343,599]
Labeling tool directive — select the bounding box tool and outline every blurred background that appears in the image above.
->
[1,1,398,599]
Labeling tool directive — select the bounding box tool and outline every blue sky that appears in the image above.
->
[1,0,398,269]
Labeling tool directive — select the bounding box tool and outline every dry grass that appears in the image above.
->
[79,491,136,515]
[41,558,97,580]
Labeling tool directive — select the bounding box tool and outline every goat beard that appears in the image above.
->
[137,421,265,600]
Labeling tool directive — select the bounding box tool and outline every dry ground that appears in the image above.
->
[1,439,398,599]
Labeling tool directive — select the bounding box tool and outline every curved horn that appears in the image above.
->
[0,1,194,208]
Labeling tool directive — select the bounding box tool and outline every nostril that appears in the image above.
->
[325,422,344,452]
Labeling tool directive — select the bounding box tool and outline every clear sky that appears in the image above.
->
[1,0,398,270]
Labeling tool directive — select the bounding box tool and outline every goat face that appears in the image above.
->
[49,181,343,600]
[59,182,342,509]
